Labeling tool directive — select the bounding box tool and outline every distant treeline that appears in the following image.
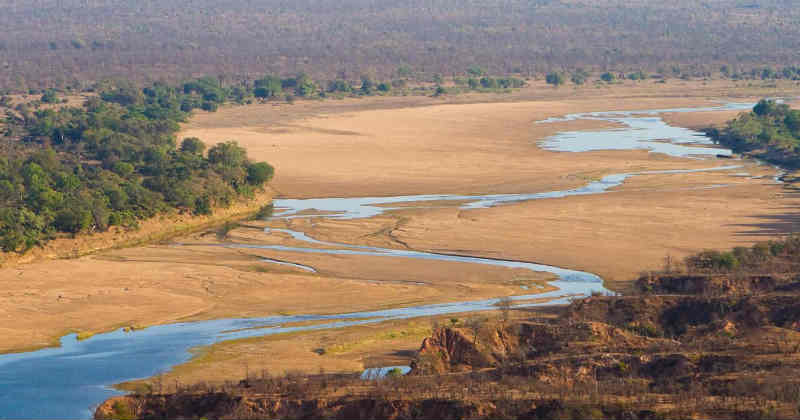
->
[708,100,800,168]
[0,79,275,253]
[1,0,800,90]
[10,71,527,99]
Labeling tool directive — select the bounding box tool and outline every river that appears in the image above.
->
[0,102,756,419]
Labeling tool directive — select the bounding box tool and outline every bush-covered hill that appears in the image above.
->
[0,80,274,253]
[709,99,800,168]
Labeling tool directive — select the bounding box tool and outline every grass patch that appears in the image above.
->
[249,264,272,273]
[323,323,432,355]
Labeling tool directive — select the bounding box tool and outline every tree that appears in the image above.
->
[480,77,496,89]
[571,70,588,85]
[545,72,565,87]
[200,101,218,112]
[497,296,513,323]
[785,111,800,133]
[377,82,391,92]
[41,89,59,104]
[54,206,92,233]
[208,141,247,168]
[180,137,206,155]
[600,72,616,82]
[112,161,135,178]
[247,162,274,186]
[294,73,316,97]
[327,79,352,93]
[101,82,144,106]
[254,75,283,99]
[628,70,647,80]
[753,99,777,116]
[467,66,485,77]
[360,76,374,94]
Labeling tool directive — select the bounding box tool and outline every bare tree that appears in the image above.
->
[497,296,513,324]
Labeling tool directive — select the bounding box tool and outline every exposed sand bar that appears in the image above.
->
[2,81,800,357]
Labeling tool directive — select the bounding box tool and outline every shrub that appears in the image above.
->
[545,72,565,86]
[600,72,616,82]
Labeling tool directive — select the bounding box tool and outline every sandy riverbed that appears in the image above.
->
[2,80,800,379]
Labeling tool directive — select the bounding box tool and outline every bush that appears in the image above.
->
[112,161,134,178]
[200,101,218,112]
[54,208,92,233]
[545,72,565,86]
[686,250,739,272]
[600,72,616,82]
[41,89,59,104]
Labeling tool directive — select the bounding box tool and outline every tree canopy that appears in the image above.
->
[0,79,275,253]
[708,100,800,168]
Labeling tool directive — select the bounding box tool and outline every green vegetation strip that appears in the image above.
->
[1,79,275,253]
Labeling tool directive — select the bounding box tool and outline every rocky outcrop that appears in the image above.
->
[411,326,493,373]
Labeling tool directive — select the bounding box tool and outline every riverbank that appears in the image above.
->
[3,81,800,394]
[0,189,275,270]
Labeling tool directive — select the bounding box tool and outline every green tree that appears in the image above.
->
[571,70,588,85]
[112,161,135,178]
[467,66,485,77]
[254,75,283,98]
[247,162,275,186]
[180,137,206,155]
[479,77,496,89]
[377,82,391,92]
[753,99,777,116]
[360,76,374,94]
[545,72,565,87]
[294,73,316,97]
[327,79,352,93]
[54,207,93,234]
[41,89,59,104]
[200,101,218,112]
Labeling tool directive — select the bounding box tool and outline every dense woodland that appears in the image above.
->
[1,0,800,90]
[0,71,529,254]
[709,100,800,168]
[0,79,276,253]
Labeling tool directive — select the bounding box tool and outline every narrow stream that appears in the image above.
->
[0,102,760,419]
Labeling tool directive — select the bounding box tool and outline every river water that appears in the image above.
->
[0,102,756,419]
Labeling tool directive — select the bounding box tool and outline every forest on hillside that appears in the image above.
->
[1,0,799,90]
[0,79,275,253]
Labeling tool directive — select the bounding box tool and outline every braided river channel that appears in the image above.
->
[0,102,760,419]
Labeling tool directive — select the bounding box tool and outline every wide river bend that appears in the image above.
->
[0,102,758,419]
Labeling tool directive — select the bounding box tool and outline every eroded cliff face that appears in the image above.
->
[411,326,497,373]
[96,286,800,420]
[410,319,659,376]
